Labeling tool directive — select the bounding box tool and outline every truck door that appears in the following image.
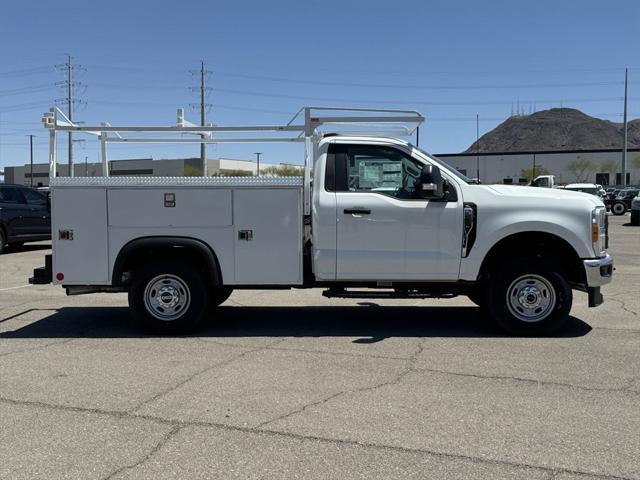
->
[0,186,30,238]
[19,187,50,235]
[332,144,462,281]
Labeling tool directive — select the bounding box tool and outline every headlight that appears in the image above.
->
[591,206,607,257]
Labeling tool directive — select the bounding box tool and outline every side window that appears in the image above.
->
[21,188,47,206]
[345,146,424,199]
[533,177,549,187]
[0,187,21,204]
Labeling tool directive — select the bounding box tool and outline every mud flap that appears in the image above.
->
[588,287,603,307]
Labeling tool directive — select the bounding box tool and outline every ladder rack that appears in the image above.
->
[42,105,425,215]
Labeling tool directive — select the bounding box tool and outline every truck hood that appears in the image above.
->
[483,184,603,207]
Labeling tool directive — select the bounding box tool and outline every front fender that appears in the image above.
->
[459,216,592,282]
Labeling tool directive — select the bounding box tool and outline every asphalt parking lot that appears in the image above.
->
[1,214,638,480]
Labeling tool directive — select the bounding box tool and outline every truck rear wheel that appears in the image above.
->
[486,259,572,335]
[611,202,626,215]
[129,260,209,334]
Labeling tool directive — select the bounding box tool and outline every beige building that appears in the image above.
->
[3,157,281,186]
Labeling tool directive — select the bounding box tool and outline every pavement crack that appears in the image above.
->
[0,395,635,480]
[256,340,425,429]
[0,337,76,359]
[100,424,182,480]
[128,347,260,414]
[608,297,639,317]
[412,366,640,395]
[128,338,286,414]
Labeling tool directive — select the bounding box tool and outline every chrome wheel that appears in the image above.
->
[143,274,191,321]
[506,274,556,323]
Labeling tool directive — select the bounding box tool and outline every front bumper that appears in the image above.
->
[583,254,613,308]
[583,254,614,287]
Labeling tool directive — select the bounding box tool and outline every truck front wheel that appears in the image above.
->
[129,260,209,334]
[486,259,572,335]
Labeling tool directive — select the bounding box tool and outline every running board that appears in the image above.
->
[322,288,457,300]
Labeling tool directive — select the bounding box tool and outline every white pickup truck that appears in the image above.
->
[31,106,613,335]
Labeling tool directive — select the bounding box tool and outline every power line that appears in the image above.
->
[213,87,630,106]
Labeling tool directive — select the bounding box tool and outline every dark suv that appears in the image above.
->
[0,184,51,254]
[611,188,640,215]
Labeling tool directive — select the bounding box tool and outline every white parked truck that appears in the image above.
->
[30,106,613,335]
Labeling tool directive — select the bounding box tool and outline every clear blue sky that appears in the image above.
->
[1,0,638,172]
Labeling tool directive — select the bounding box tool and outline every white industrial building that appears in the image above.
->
[438,148,640,186]
[4,148,639,187]
[3,157,281,187]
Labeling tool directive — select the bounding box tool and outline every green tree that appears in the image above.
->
[520,165,550,181]
[599,159,618,176]
[261,164,304,176]
[183,164,203,177]
[214,169,254,177]
[566,159,597,183]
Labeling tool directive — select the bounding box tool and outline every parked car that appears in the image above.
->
[564,183,606,198]
[0,184,51,254]
[631,195,640,226]
[611,188,640,215]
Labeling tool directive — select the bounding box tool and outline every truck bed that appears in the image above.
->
[50,176,304,287]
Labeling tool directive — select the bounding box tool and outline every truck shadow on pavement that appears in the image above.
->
[0,305,592,340]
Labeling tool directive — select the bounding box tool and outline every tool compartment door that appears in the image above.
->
[52,187,109,284]
[233,188,302,285]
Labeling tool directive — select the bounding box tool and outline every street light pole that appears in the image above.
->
[27,135,35,188]
[476,114,480,182]
[254,152,262,176]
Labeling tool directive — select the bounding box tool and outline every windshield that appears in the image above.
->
[411,145,471,184]
[566,187,598,195]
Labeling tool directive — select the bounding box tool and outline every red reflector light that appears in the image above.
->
[56,273,64,281]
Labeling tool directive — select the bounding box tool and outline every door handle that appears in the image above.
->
[344,208,371,215]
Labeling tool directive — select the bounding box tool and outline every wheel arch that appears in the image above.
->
[478,231,586,287]
[112,236,223,287]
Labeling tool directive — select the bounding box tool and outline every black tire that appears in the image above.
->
[210,286,233,307]
[611,202,626,215]
[9,242,24,250]
[0,229,5,255]
[128,260,209,334]
[485,258,572,336]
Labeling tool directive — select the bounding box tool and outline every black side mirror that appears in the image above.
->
[418,164,444,199]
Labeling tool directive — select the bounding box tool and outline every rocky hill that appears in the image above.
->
[465,108,640,153]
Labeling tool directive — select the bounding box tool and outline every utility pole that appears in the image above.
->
[55,55,84,177]
[532,153,536,179]
[190,61,212,176]
[27,135,35,188]
[200,61,206,171]
[622,67,628,187]
[476,114,480,182]
[85,155,88,177]
[254,152,262,176]
[66,55,73,177]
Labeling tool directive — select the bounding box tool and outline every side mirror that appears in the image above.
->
[418,164,444,199]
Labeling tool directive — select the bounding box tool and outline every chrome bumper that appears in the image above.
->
[583,254,614,287]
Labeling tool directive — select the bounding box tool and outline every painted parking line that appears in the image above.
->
[0,285,32,292]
